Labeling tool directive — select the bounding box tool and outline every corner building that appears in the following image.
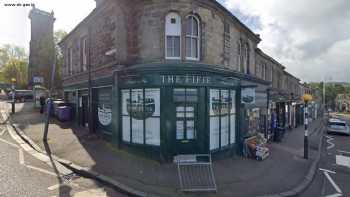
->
[59,0,273,161]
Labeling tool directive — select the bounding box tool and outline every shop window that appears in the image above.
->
[174,88,198,140]
[185,15,200,60]
[165,13,181,59]
[209,89,236,150]
[121,88,160,146]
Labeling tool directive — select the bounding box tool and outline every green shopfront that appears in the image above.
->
[113,63,258,161]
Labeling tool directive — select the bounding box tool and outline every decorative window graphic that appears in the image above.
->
[98,105,112,126]
[241,88,256,104]
[122,88,160,146]
[209,89,236,150]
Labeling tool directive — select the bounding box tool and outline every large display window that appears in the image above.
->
[209,89,236,150]
[121,88,160,146]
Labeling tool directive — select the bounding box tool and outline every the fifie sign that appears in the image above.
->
[161,75,211,85]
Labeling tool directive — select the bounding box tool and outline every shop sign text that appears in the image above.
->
[161,75,211,85]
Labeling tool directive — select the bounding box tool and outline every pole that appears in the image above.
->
[11,83,15,114]
[304,101,308,159]
[43,41,56,141]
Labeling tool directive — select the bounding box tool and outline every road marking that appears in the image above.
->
[320,168,343,197]
[0,137,19,148]
[47,182,79,191]
[0,128,6,136]
[19,148,24,165]
[326,136,335,150]
[336,155,350,168]
[319,168,336,174]
[337,150,350,155]
[25,165,58,177]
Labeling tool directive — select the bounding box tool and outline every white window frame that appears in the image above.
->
[185,15,200,61]
[237,40,243,72]
[82,37,88,72]
[67,47,73,76]
[165,12,181,60]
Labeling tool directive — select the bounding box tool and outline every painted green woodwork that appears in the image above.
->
[63,63,271,161]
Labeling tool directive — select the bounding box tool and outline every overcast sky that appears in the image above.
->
[1,0,349,82]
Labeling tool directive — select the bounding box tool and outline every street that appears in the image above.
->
[301,114,350,197]
[0,102,126,197]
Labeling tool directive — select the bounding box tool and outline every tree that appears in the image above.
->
[52,30,67,92]
[0,45,29,89]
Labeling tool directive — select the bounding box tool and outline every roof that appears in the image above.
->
[255,48,285,69]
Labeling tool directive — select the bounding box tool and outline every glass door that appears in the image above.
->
[174,88,198,154]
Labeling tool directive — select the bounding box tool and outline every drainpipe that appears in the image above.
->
[88,26,94,134]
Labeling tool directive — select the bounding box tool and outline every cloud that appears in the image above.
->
[220,0,350,82]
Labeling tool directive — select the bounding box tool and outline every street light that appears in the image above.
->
[11,78,16,114]
[303,93,313,159]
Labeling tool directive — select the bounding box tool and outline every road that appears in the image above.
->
[300,114,350,197]
[0,101,127,197]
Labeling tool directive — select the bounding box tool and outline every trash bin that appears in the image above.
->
[56,106,72,122]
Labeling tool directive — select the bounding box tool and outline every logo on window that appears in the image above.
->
[127,95,155,120]
[211,97,232,115]
[98,105,112,126]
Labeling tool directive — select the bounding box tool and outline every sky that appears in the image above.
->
[1,0,349,82]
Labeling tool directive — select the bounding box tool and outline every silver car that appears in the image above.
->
[327,119,350,136]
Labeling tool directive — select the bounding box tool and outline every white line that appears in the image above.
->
[326,193,343,197]
[25,165,58,177]
[0,138,19,148]
[319,168,336,174]
[326,136,335,150]
[19,148,24,165]
[0,129,6,136]
[47,184,61,191]
[323,171,342,194]
[337,150,350,155]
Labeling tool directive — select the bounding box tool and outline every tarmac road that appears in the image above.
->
[0,100,127,197]
[300,114,350,197]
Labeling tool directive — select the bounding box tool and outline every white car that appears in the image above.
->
[327,119,350,136]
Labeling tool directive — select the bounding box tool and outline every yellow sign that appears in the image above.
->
[302,94,313,102]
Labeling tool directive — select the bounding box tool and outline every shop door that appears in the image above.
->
[173,88,199,154]
[81,95,89,127]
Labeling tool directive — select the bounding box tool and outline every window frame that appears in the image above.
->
[165,12,181,60]
[121,88,161,146]
[82,36,88,72]
[209,89,237,151]
[68,47,73,76]
[185,15,200,61]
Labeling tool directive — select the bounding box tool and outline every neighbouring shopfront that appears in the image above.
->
[114,63,254,161]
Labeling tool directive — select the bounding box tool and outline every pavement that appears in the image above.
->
[7,101,325,197]
[299,113,350,197]
[0,101,126,197]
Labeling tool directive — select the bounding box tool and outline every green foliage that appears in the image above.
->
[308,82,350,109]
[0,45,28,89]
[52,30,68,91]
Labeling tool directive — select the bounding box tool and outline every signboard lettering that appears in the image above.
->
[161,75,211,85]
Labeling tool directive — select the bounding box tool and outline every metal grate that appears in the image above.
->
[174,154,217,192]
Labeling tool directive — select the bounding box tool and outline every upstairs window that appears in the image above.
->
[237,40,244,72]
[165,13,181,59]
[68,47,73,75]
[245,43,250,74]
[185,15,200,60]
[82,37,88,72]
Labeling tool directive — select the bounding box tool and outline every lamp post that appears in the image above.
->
[303,94,313,159]
[11,78,16,114]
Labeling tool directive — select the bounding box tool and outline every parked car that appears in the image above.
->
[327,118,350,136]
[7,90,33,102]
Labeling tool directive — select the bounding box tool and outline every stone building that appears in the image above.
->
[336,94,350,112]
[28,7,55,88]
[58,0,306,161]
